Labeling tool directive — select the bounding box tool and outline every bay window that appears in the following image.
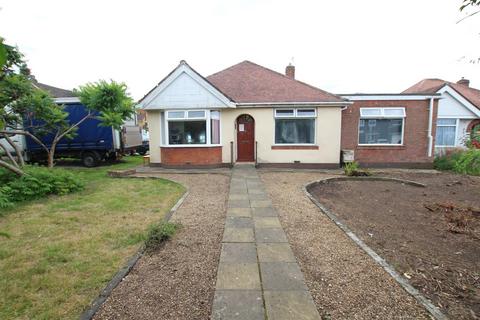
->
[358,108,405,145]
[435,118,457,147]
[274,108,316,144]
[165,110,220,146]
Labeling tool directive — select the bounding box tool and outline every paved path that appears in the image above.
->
[211,164,321,320]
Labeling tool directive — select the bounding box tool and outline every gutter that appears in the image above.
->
[235,101,353,106]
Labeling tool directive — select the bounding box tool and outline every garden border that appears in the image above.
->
[303,176,447,320]
[79,177,189,320]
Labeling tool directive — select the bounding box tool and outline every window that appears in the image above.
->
[358,108,405,145]
[435,118,457,147]
[274,108,316,144]
[165,110,220,146]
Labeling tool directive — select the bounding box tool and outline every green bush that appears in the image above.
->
[434,149,480,176]
[344,161,360,176]
[145,221,180,250]
[0,166,84,210]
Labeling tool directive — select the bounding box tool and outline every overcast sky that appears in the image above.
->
[1,0,479,99]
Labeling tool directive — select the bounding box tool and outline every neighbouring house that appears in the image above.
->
[340,93,441,167]
[404,78,480,152]
[138,60,350,168]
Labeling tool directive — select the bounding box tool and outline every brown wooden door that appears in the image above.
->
[237,115,255,161]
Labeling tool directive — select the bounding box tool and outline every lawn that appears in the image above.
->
[0,156,185,319]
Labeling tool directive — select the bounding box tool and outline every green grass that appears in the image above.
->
[0,156,185,319]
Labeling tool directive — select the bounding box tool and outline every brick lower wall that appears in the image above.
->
[160,147,222,166]
[341,99,438,165]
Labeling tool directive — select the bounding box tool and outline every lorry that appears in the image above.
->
[0,83,146,167]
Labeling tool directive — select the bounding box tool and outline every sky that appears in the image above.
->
[1,0,480,100]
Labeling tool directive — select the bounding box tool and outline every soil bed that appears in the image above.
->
[93,173,229,320]
[310,172,480,319]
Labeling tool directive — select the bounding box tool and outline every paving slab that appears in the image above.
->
[248,193,270,200]
[257,243,296,262]
[248,188,267,195]
[220,243,257,263]
[264,290,321,320]
[226,217,254,228]
[216,263,261,290]
[229,194,249,201]
[223,228,255,243]
[212,290,265,320]
[228,199,250,208]
[260,262,307,291]
[251,207,277,217]
[250,199,273,208]
[226,207,252,217]
[254,216,282,228]
[255,228,288,243]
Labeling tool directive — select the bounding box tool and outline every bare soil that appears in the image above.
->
[310,172,480,319]
[260,171,430,320]
[94,173,230,320]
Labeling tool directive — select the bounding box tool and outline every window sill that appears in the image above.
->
[271,145,319,150]
[357,145,405,150]
[160,144,222,148]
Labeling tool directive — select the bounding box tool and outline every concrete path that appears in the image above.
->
[211,164,321,320]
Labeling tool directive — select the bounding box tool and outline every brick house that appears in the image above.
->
[138,60,444,168]
[404,78,480,152]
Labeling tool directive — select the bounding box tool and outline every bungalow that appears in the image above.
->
[403,78,480,152]
[138,60,443,168]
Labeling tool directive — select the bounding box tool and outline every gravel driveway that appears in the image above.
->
[94,173,230,320]
[259,171,431,319]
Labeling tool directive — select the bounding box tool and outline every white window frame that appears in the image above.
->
[435,117,458,147]
[358,107,405,146]
[163,110,222,147]
[273,108,317,145]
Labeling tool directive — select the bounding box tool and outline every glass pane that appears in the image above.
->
[435,126,456,146]
[359,119,403,144]
[167,111,185,119]
[275,109,295,117]
[275,119,315,144]
[168,121,206,144]
[384,108,405,116]
[296,109,316,117]
[437,118,456,126]
[187,110,206,118]
[211,118,220,144]
[360,108,382,116]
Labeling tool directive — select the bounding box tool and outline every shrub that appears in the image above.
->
[344,161,359,176]
[0,166,84,210]
[434,149,480,176]
[344,161,371,177]
[145,221,180,250]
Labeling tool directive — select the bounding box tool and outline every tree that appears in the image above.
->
[0,38,60,175]
[459,0,480,22]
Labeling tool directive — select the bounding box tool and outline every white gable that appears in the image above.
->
[139,61,234,110]
[437,86,480,118]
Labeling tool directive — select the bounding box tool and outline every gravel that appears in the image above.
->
[93,173,230,320]
[259,171,431,320]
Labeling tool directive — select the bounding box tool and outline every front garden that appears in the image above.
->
[0,156,185,319]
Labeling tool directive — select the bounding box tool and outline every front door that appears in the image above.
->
[237,115,255,161]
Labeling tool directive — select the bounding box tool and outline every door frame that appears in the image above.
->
[236,114,255,162]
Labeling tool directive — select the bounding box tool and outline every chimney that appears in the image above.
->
[457,77,470,87]
[285,63,295,79]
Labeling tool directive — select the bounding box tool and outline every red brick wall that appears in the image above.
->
[160,147,222,166]
[341,99,438,165]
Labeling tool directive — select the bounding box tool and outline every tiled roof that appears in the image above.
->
[404,78,480,110]
[206,61,345,104]
[33,81,75,98]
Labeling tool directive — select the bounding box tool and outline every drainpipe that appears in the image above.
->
[427,97,434,157]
